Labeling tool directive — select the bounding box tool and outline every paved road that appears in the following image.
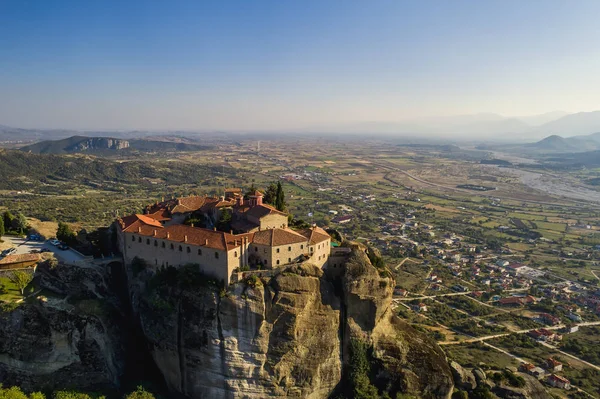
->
[1,236,86,264]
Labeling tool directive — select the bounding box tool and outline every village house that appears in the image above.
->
[538,313,561,326]
[546,358,563,372]
[116,190,331,286]
[411,303,428,312]
[547,374,570,390]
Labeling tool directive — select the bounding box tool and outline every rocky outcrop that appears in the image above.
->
[70,138,130,152]
[0,262,125,393]
[343,250,454,398]
[138,263,341,399]
[132,248,454,399]
[491,373,550,399]
[449,361,477,391]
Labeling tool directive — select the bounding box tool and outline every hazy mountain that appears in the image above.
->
[535,111,600,137]
[19,135,212,154]
[515,111,569,126]
[521,131,600,152]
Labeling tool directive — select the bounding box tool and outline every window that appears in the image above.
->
[154,240,157,247]
[318,256,321,260]
[264,248,266,253]
[138,237,142,243]
[288,258,291,262]
[146,239,150,245]
[170,243,174,250]
[198,249,202,255]
[301,244,304,249]
[179,245,183,252]
[264,260,267,265]
[288,246,291,251]
[310,247,314,252]
[276,248,280,253]
[276,260,280,265]
[234,251,238,257]
[187,247,191,253]
[255,247,258,252]
[162,242,165,248]
[215,252,219,259]
[132,235,135,242]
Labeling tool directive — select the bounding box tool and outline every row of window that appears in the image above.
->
[131,235,236,259]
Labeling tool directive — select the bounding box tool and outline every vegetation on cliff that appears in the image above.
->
[0,385,156,399]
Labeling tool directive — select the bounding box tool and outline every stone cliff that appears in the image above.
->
[69,137,130,152]
[0,261,125,393]
[131,247,455,399]
[0,246,456,398]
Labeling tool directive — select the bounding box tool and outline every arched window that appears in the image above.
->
[138,237,142,243]
[264,259,268,265]
[301,244,304,249]
[288,246,291,251]
[276,260,280,265]
[154,240,157,247]
[187,247,191,253]
[198,249,202,255]
[178,245,182,252]
[146,239,150,245]
[276,248,280,253]
[215,252,219,259]
[288,258,291,263]
[170,243,174,250]
[255,247,258,252]
[131,235,135,242]
[234,251,238,257]
[162,242,165,248]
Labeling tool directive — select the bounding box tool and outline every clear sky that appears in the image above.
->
[1,0,600,130]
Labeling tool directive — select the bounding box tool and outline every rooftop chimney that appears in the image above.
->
[184,235,188,243]
[138,226,141,233]
[205,239,209,246]
[166,232,170,239]
[191,223,194,227]
[213,227,217,231]
[153,230,157,236]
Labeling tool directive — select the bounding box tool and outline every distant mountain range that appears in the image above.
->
[526,132,600,152]
[5,110,600,143]
[19,135,212,154]
[303,111,600,141]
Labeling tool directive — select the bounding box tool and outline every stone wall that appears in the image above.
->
[124,231,240,286]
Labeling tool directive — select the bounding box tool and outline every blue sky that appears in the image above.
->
[1,0,600,130]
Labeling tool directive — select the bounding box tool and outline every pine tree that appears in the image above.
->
[274,181,286,211]
[263,182,278,205]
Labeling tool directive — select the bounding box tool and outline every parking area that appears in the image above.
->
[0,236,86,264]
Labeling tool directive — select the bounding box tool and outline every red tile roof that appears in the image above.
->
[245,203,287,218]
[0,253,40,265]
[252,228,307,246]
[297,227,330,245]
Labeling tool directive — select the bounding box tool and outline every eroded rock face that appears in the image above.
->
[343,250,455,399]
[0,262,125,393]
[449,361,477,391]
[138,263,341,399]
[134,250,455,399]
[492,373,550,399]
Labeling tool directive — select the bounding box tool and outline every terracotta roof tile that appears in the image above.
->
[246,204,287,219]
[298,227,330,245]
[0,253,40,265]
[252,228,308,246]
